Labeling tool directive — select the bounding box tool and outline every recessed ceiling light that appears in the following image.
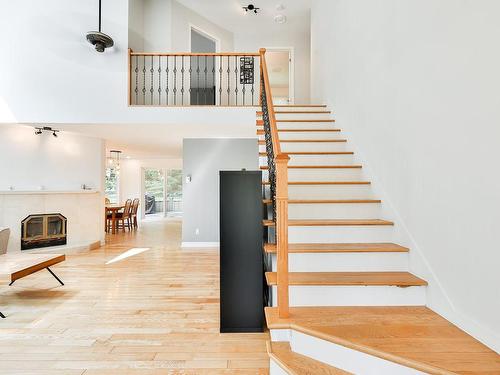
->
[276,4,285,11]
[274,14,287,24]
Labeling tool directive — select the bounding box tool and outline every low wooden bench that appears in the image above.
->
[0,253,65,318]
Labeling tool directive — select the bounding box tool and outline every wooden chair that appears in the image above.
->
[131,198,140,229]
[107,199,133,232]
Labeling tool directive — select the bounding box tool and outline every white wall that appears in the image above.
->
[0,125,105,192]
[0,124,106,252]
[119,158,182,219]
[235,29,311,104]
[311,0,500,352]
[182,138,259,245]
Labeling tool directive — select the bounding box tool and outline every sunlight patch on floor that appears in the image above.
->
[105,247,151,265]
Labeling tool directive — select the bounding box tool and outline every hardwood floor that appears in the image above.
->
[0,218,269,374]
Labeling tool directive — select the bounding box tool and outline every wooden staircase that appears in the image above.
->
[257,104,500,374]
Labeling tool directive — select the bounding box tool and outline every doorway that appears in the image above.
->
[265,48,294,104]
[190,27,217,105]
[143,168,166,218]
[166,169,183,217]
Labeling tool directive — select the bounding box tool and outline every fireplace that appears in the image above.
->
[21,214,67,250]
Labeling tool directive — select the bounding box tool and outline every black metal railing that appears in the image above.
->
[128,51,260,106]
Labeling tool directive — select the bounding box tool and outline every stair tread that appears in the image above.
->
[262,181,371,185]
[264,242,409,253]
[274,104,327,107]
[265,306,500,375]
[260,165,362,169]
[257,110,332,114]
[259,139,347,144]
[265,271,427,286]
[263,219,394,227]
[257,128,341,132]
[267,341,351,375]
[260,151,353,156]
[262,199,381,204]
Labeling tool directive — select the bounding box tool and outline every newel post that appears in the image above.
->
[127,48,133,106]
[275,153,290,318]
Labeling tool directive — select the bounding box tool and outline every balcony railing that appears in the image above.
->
[128,50,261,106]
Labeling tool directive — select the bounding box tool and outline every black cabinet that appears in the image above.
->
[219,171,263,333]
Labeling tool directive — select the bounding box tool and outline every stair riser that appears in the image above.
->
[272,106,328,112]
[270,252,409,272]
[260,143,349,153]
[288,226,395,243]
[258,123,337,130]
[270,285,426,306]
[288,203,382,219]
[289,330,426,375]
[287,185,375,199]
[260,154,355,166]
[262,169,364,181]
[269,360,289,375]
[260,132,344,140]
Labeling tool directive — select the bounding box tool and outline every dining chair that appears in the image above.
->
[131,198,140,229]
[120,199,133,231]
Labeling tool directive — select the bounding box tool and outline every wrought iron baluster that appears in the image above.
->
[260,74,276,220]
[142,56,146,105]
[197,56,200,105]
[212,57,216,106]
[242,56,246,106]
[251,57,255,106]
[173,56,177,105]
[189,58,193,105]
[235,55,238,106]
[204,55,208,105]
[158,56,161,105]
[150,56,154,105]
[166,56,169,106]
[181,56,185,105]
[219,56,222,106]
[227,56,230,105]
[134,56,138,105]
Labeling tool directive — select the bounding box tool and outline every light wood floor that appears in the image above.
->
[0,218,269,374]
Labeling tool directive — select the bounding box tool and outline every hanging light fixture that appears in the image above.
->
[243,4,260,14]
[86,0,114,53]
[108,150,122,169]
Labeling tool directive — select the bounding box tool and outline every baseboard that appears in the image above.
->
[181,242,219,248]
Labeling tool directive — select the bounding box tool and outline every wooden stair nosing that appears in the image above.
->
[262,219,394,227]
[263,242,410,254]
[267,341,352,375]
[257,110,332,115]
[262,199,381,205]
[259,151,354,156]
[259,139,348,144]
[265,271,428,287]
[262,181,371,185]
[260,165,362,170]
[256,128,341,133]
[274,104,327,107]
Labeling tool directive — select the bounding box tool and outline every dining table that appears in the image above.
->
[105,204,125,234]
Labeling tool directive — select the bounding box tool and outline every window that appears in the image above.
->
[105,167,119,204]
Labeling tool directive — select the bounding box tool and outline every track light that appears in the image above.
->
[243,4,259,14]
[34,126,60,137]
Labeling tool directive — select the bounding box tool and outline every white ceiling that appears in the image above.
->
[176,0,311,35]
[56,121,255,160]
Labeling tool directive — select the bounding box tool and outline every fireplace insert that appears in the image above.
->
[21,214,67,250]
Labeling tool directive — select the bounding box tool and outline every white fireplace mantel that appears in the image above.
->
[0,190,99,195]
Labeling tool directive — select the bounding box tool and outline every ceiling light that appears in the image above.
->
[52,131,58,137]
[86,0,114,53]
[276,4,285,11]
[243,4,260,14]
[34,126,60,136]
[274,14,287,24]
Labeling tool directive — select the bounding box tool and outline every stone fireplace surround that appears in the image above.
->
[0,191,103,253]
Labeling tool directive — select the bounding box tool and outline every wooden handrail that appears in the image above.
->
[259,48,290,319]
[130,52,260,57]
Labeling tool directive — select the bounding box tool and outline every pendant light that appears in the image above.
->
[86,0,114,53]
